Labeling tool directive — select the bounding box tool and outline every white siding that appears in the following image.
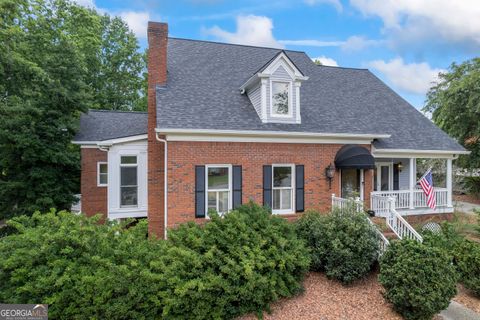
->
[107,140,148,219]
[398,160,410,190]
[247,82,262,118]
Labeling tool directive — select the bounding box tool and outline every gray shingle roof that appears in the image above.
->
[73,110,147,142]
[156,38,465,152]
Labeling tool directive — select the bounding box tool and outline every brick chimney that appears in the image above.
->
[147,22,168,238]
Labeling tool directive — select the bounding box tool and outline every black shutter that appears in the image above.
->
[295,165,305,212]
[195,166,206,218]
[393,164,400,190]
[232,165,242,209]
[263,165,272,208]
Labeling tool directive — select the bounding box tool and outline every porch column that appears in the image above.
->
[409,158,416,209]
[446,158,453,207]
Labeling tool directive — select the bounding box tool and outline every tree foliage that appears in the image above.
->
[424,58,480,168]
[0,0,146,218]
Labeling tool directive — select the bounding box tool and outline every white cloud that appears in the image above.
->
[304,0,343,12]
[350,0,480,49]
[118,11,150,39]
[204,15,283,48]
[279,39,344,47]
[340,35,381,51]
[72,0,150,39]
[312,56,339,67]
[368,58,445,95]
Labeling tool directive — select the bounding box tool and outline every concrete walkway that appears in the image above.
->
[454,201,480,215]
[440,301,480,320]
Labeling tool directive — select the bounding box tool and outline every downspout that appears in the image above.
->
[155,132,168,240]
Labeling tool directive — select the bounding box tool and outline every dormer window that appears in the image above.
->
[240,51,308,124]
[271,81,291,117]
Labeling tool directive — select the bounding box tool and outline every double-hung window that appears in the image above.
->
[97,162,108,187]
[120,155,138,207]
[272,165,294,214]
[271,81,291,117]
[206,165,231,215]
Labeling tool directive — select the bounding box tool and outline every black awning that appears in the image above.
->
[334,145,375,169]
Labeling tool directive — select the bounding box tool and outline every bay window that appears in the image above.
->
[120,155,138,207]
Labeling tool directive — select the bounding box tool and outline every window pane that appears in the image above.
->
[121,156,137,164]
[208,192,217,211]
[381,166,389,191]
[272,82,289,115]
[121,186,137,206]
[99,173,107,185]
[273,167,292,187]
[121,167,137,186]
[218,191,229,213]
[281,189,292,210]
[273,189,281,210]
[208,167,229,189]
[99,163,108,174]
[341,169,360,198]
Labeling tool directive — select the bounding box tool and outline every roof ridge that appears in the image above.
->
[315,64,369,71]
[168,37,306,54]
[88,109,148,114]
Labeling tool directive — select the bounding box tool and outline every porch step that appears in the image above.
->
[369,216,399,240]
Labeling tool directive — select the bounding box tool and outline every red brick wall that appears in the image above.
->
[154,141,374,231]
[147,22,168,238]
[80,148,107,221]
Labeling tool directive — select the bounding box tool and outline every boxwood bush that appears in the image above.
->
[455,240,480,296]
[296,208,380,284]
[379,240,458,320]
[165,202,310,319]
[0,210,167,320]
[0,203,310,319]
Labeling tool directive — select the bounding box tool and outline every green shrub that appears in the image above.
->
[379,240,458,320]
[0,210,168,320]
[456,240,480,296]
[463,176,480,197]
[296,208,379,284]
[165,202,310,319]
[422,222,465,257]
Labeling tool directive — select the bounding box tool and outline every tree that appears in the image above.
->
[0,0,96,218]
[424,58,480,168]
[89,15,146,111]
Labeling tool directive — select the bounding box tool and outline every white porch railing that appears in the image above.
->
[384,197,423,242]
[371,188,448,215]
[331,194,363,213]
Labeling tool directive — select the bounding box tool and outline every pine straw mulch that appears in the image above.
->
[239,272,404,320]
[454,194,480,205]
[239,271,480,320]
[454,284,480,314]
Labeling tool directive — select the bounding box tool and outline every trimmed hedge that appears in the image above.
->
[0,203,310,319]
[379,240,458,320]
[165,202,310,318]
[296,208,379,284]
[455,240,480,296]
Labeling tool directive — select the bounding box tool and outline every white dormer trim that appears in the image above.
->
[261,78,268,123]
[262,52,307,80]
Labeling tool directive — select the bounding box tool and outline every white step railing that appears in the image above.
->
[332,194,390,254]
[371,188,449,214]
[385,197,423,242]
[331,194,363,213]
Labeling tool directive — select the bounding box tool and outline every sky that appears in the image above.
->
[75,0,479,110]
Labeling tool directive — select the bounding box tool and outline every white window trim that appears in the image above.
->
[205,164,233,217]
[272,164,295,215]
[97,162,108,187]
[375,162,394,191]
[270,80,293,118]
[119,155,138,208]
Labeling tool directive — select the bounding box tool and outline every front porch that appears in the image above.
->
[369,156,454,216]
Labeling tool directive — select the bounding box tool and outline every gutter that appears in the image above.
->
[155,132,168,240]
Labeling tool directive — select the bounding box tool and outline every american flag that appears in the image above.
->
[419,168,436,209]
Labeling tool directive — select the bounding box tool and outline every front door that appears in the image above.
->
[341,169,364,199]
[374,163,393,191]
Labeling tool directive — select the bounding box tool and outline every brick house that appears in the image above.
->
[73,22,468,239]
